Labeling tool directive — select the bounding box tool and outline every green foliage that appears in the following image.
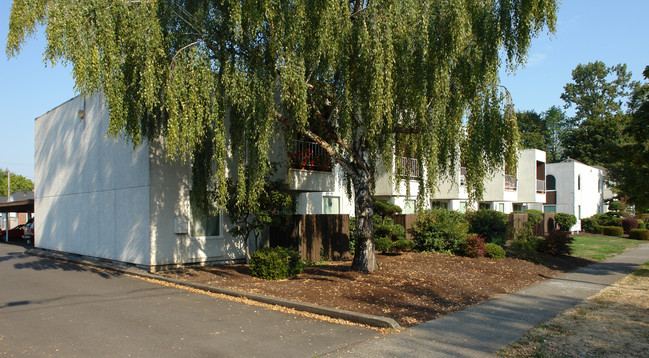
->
[410,208,469,254]
[485,243,506,259]
[639,221,646,230]
[373,216,406,242]
[516,110,547,150]
[509,225,542,261]
[250,247,304,280]
[373,200,403,217]
[601,226,624,237]
[526,210,544,225]
[8,0,559,272]
[348,217,356,253]
[629,229,649,241]
[538,231,574,256]
[0,170,34,196]
[580,216,602,234]
[459,235,487,258]
[226,179,297,261]
[554,213,577,232]
[392,239,415,252]
[608,201,626,212]
[561,61,633,166]
[374,237,393,254]
[466,209,508,245]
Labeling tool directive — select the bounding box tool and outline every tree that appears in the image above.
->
[608,66,649,211]
[0,170,34,196]
[516,110,547,151]
[226,179,297,262]
[560,61,633,166]
[8,0,557,272]
[542,105,568,163]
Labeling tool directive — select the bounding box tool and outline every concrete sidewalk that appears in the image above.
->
[326,243,649,357]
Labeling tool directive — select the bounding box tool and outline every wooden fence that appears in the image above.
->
[270,214,351,262]
[390,214,418,239]
[508,212,556,238]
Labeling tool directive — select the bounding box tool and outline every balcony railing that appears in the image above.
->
[505,174,517,191]
[536,179,545,193]
[290,140,332,172]
[396,156,420,178]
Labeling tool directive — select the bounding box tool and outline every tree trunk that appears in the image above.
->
[351,171,378,272]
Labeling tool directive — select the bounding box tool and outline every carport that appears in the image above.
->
[0,199,34,243]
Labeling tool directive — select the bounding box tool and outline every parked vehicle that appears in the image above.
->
[0,224,26,240]
[23,220,34,241]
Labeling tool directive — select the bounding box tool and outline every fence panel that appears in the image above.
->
[270,214,350,261]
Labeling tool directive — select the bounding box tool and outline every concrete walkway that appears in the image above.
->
[326,243,649,357]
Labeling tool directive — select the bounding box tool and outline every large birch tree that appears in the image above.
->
[7,0,557,272]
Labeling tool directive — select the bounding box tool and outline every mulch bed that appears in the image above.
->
[158,252,594,327]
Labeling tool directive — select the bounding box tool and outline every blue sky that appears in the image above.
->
[1,1,648,180]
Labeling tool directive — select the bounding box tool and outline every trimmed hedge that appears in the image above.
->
[555,213,577,232]
[629,229,649,241]
[250,247,304,280]
[485,243,506,259]
[601,226,624,237]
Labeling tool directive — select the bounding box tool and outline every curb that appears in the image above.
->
[25,248,401,330]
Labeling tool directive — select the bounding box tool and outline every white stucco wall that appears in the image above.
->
[35,95,152,265]
[546,160,606,231]
[517,149,546,204]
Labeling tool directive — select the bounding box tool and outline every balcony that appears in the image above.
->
[536,179,545,193]
[505,174,517,191]
[396,156,420,178]
[290,140,332,172]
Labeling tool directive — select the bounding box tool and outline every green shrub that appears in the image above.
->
[601,226,624,237]
[459,235,487,258]
[526,209,544,225]
[373,216,406,242]
[410,208,469,253]
[636,213,649,224]
[509,226,542,261]
[466,209,508,245]
[580,216,600,233]
[639,221,646,230]
[608,201,626,212]
[250,247,304,280]
[374,237,393,253]
[485,243,506,259]
[393,239,415,252]
[539,230,574,256]
[555,213,577,232]
[373,200,403,217]
[629,229,649,240]
[621,217,639,234]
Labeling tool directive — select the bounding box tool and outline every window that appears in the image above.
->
[544,205,556,213]
[513,203,523,212]
[578,205,582,219]
[190,210,221,237]
[577,175,581,190]
[459,201,467,213]
[323,196,340,214]
[546,175,556,191]
[479,203,490,211]
[403,199,416,214]
[499,203,505,213]
[431,201,448,209]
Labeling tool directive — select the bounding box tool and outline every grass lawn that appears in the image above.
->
[570,234,647,261]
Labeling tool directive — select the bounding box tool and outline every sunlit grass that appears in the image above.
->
[570,235,646,261]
